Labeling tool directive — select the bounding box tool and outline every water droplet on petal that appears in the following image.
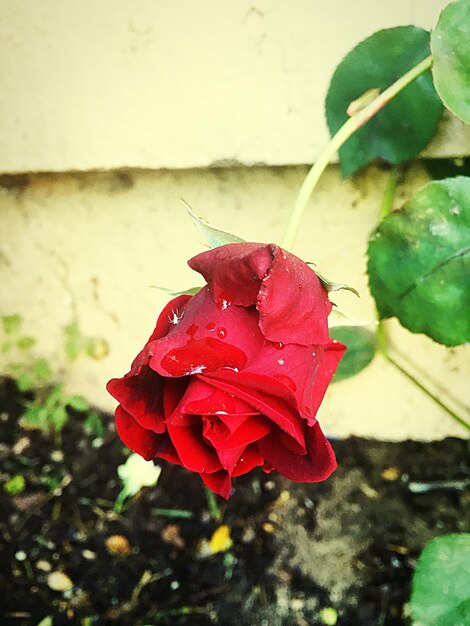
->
[277,358,285,366]
[217,327,227,339]
[186,324,199,337]
[271,341,284,350]
[205,322,216,332]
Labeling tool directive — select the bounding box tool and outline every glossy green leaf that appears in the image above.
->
[368,177,470,346]
[183,200,245,249]
[326,27,443,177]
[431,0,470,124]
[329,326,376,382]
[411,534,470,626]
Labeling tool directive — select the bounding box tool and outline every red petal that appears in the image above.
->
[179,377,257,420]
[203,415,271,451]
[114,405,160,461]
[231,444,264,477]
[166,422,221,474]
[307,339,346,425]
[107,366,165,433]
[200,375,305,449]
[257,246,331,346]
[188,243,273,307]
[258,422,336,482]
[200,470,232,500]
[148,287,264,377]
[189,242,332,346]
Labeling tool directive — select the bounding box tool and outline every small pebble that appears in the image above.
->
[82,549,97,560]
[262,522,274,533]
[15,550,27,562]
[36,560,52,572]
[291,598,305,611]
[382,466,400,481]
[105,534,131,556]
[47,571,74,592]
[50,450,64,463]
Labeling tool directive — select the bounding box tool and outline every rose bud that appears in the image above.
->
[107,243,345,499]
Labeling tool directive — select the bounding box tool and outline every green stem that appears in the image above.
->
[280,55,433,250]
[205,486,222,522]
[378,166,399,221]
[377,322,470,432]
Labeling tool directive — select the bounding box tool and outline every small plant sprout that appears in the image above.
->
[115,452,162,513]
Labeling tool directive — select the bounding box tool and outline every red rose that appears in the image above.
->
[107,243,345,499]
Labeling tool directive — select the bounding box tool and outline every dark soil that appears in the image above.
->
[1,377,469,626]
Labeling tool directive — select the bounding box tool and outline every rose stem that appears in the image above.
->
[375,168,470,433]
[376,323,470,432]
[205,486,222,522]
[280,55,433,251]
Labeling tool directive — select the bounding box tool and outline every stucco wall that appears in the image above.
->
[1,0,469,172]
[1,165,468,440]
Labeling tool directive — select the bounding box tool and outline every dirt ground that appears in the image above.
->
[1,376,469,626]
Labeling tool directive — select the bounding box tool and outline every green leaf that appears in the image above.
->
[411,533,470,626]
[183,199,245,249]
[83,411,106,439]
[368,176,470,346]
[66,395,90,412]
[33,358,52,382]
[16,373,35,392]
[329,326,376,382]
[431,0,470,124]
[3,474,26,495]
[326,27,443,177]
[64,322,82,360]
[2,314,22,335]
[316,272,359,297]
[156,285,202,297]
[22,404,47,428]
[17,336,36,350]
[50,406,68,432]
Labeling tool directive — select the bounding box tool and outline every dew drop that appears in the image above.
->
[277,358,285,366]
[217,327,227,339]
[271,341,284,350]
[205,322,216,332]
[186,324,199,337]
[218,299,231,311]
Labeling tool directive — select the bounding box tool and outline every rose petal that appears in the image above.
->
[148,287,264,377]
[115,405,160,461]
[257,246,331,346]
[107,366,165,433]
[188,243,273,307]
[189,243,332,345]
[205,342,328,423]
[179,377,257,419]
[307,339,346,425]
[200,375,305,449]
[106,294,193,432]
[231,444,264,477]
[258,422,336,482]
[166,422,221,474]
[200,470,232,500]
[203,415,271,451]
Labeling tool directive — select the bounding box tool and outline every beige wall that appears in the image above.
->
[1,165,468,440]
[1,0,469,173]
[0,1,468,440]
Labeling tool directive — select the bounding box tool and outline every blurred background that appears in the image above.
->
[1,0,469,440]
